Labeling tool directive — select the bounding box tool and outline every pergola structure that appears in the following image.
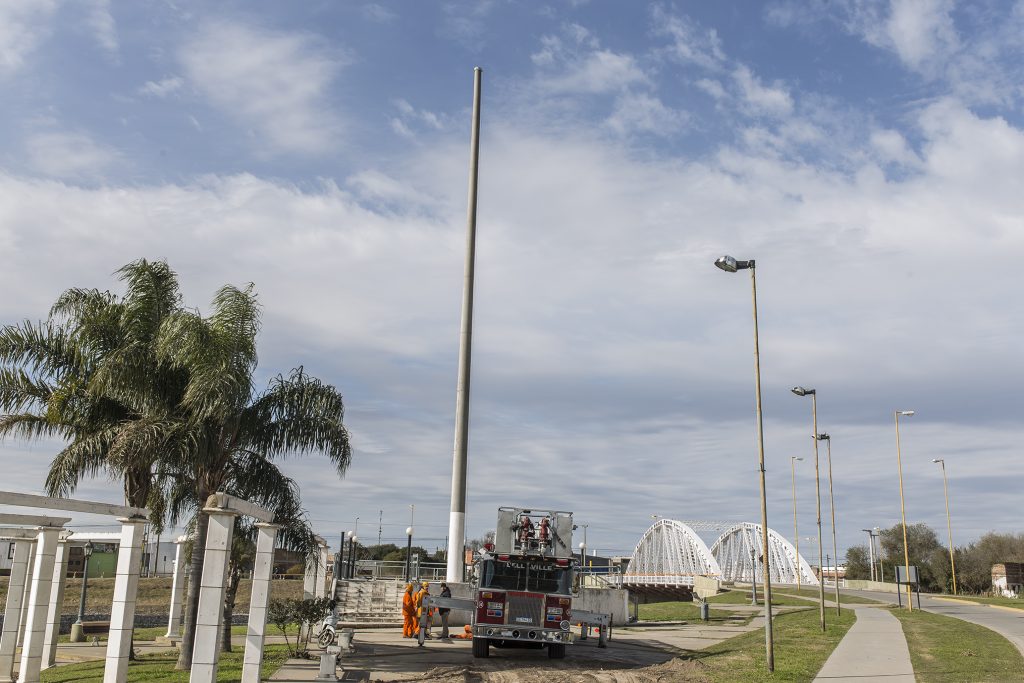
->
[0,491,148,683]
[0,490,308,683]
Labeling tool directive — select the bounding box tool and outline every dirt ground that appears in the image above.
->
[283,623,751,683]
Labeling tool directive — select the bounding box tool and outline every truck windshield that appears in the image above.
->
[479,559,572,594]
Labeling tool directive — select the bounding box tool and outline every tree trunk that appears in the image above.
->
[221,560,241,652]
[175,508,209,670]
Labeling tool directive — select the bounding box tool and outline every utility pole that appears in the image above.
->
[447,67,483,584]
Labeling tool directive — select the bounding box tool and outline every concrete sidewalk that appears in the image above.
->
[813,606,914,682]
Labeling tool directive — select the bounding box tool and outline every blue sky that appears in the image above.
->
[1,0,1023,563]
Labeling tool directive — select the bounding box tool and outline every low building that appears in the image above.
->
[992,562,1023,598]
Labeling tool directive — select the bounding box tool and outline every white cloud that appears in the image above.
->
[179,21,346,156]
[24,130,120,179]
[883,0,959,73]
[652,6,726,70]
[732,64,794,117]
[530,33,648,95]
[695,78,727,101]
[605,92,687,136]
[86,0,118,57]
[0,0,57,77]
[139,76,184,98]
[361,4,397,23]
[870,128,920,166]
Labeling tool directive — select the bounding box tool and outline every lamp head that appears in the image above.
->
[714,255,753,272]
[792,456,804,461]
[715,255,738,272]
[83,540,94,558]
[932,458,943,464]
[817,433,830,440]
[791,386,815,396]
[897,410,915,416]
[351,535,358,544]
[579,542,586,550]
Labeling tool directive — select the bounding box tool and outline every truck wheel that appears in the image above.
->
[472,637,489,658]
[547,643,566,659]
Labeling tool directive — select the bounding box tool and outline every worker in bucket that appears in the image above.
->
[402,583,417,638]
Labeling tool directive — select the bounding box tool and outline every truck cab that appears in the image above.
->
[471,508,575,659]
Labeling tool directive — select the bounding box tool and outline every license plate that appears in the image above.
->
[515,617,531,623]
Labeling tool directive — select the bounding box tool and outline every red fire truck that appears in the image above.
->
[468,508,577,658]
[420,507,609,658]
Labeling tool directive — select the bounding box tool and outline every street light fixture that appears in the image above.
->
[932,458,958,595]
[817,432,841,615]
[791,386,826,631]
[714,254,774,672]
[861,529,877,582]
[894,410,915,610]
[70,541,95,643]
[790,456,804,591]
[405,527,414,582]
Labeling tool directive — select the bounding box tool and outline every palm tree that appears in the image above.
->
[0,259,183,512]
[149,284,351,670]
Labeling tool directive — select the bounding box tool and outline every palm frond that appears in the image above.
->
[0,413,71,442]
[0,367,55,413]
[239,368,353,476]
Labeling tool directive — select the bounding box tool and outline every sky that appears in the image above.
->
[1,0,1023,566]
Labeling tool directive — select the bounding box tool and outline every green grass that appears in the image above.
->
[637,600,745,623]
[770,586,885,605]
[59,623,300,644]
[936,595,1024,610]
[892,607,1024,682]
[692,605,856,682]
[705,588,847,607]
[40,644,291,682]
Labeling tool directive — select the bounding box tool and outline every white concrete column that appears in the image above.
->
[16,543,36,648]
[190,507,239,683]
[299,548,319,643]
[165,537,187,639]
[241,523,281,683]
[314,542,329,600]
[103,518,146,683]
[42,537,71,669]
[0,539,32,683]
[18,527,61,683]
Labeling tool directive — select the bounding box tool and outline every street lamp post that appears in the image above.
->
[932,458,958,595]
[862,529,876,582]
[578,541,586,568]
[894,410,915,610]
[405,527,414,581]
[872,527,882,581]
[714,254,774,671]
[791,386,826,631]
[70,541,95,642]
[790,456,804,591]
[818,432,841,615]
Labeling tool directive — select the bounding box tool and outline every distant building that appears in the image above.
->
[992,562,1023,598]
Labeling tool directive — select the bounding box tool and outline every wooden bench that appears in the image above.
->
[81,621,110,635]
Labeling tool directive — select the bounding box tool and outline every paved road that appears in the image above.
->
[846,589,1024,657]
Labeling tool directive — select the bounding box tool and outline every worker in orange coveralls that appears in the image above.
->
[402,583,417,637]
[415,582,432,638]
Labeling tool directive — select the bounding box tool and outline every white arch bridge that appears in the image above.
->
[621,519,818,598]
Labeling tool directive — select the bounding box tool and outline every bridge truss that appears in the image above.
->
[622,519,818,590]
[623,518,720,587]
[709,522,818,586]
